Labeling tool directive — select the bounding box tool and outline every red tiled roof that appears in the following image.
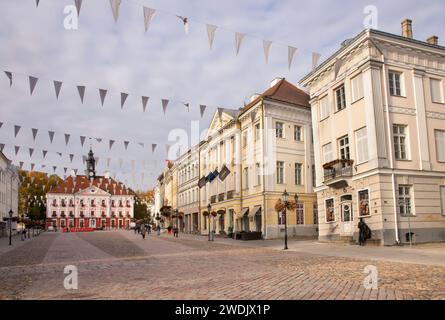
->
[47,175,134,196]
[240,78,310,115]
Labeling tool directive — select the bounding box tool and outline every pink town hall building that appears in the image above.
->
[46,148,135,230]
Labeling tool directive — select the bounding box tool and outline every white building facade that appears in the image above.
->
[0,151,19,237]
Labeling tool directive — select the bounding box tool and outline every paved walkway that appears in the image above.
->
[163,233,445,267]
[0,230,443,300]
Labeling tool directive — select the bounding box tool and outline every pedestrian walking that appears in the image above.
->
[173,226,178,238]
[141,224,146,240]
[157,225,161,236]
[147,224,151,235]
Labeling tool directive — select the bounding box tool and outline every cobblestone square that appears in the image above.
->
[0,230,444,300]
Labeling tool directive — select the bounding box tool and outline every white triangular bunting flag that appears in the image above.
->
[99,89,107,106]
[0,144,4,152]
[80,136,86,147]
[74,0,82,16]
[312,52,321,71]
[138,142,144,148]
[14,125,21,137]
[42,150,47,158]
[143,7,156,32]
[64,167,68,174]
[109,140,115,150]
[200,105,206,118]
[29,148,34,158]
[206,24,217,49]
[69,154,74,162]
[64,133,70,146]
[35,0,40,8]
[29,76,38,95]
[176,16,189,34]
[124,141,129,150]
[57,152,62,157]
[31,163,35,171]
[95,138,102,143]
[263,40,272,64]
[53,81,62,99]
[109,0,122,23]
[53,166,57,173]
[19,161,24,169]
[235,32,245,55]
[151,144,157,152]
[162,99,169,114]
[77,86,85,103]
[141,96,149,112]
[48,131,55,143]
[4,71,12,87]
[120,92,128,109]
[14,146,20,155]
[288,46,298,70]
[183,102,190,112]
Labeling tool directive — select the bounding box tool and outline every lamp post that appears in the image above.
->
[281,190,289,250]
[8,210,13,246]
[207,204,213,241]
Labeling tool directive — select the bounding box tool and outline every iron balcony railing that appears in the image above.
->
[323,159,354,183]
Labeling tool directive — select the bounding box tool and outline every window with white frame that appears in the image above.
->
[319,95,329,120]
[430,78,443,103]
[256,163,261,186]
[243,167,249,189]
[338,135,350,161]
[296,203,304,225]
[441,186,445,216]
[398,185,413,216]
[435,130,445,162]
[294,125,303,141]
[276,122,284,138]
[351,74,364,102]
[255,123,261,141]
[389,71,403,96]
[323,143,334,164]
[294,163,302,185]
[276,161,284,184]
[393,124,408,160]
[335,85,346,111]
[325,199,335,222]
[358,189,370,217]
[355,127,369,164]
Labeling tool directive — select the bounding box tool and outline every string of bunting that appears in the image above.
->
[0,120,167,155]
[32,0,322,71]
[2,69,209,118]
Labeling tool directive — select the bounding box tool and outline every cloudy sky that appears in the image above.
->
[1,0,444,190]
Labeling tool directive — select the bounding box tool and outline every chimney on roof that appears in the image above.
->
[401,19,413,38]
[270,77,284,88]
[426,35,438,46]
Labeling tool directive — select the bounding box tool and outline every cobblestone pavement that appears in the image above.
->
[0,230,444,300]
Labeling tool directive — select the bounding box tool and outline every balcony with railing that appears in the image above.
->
[323,159,354,188]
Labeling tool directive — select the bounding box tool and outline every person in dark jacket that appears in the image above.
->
[358,218,371,246]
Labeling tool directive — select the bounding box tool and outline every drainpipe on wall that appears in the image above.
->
[380,52,400,244]
[261,100,267,239]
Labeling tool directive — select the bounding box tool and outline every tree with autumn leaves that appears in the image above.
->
[18,169,62,226]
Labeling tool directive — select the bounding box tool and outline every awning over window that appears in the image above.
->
[236,207,249,219]
[248,206,261,218]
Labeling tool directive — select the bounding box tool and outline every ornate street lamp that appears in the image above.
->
[207,203,213,242]
[8,209,13,246]
[281,190,289,250]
